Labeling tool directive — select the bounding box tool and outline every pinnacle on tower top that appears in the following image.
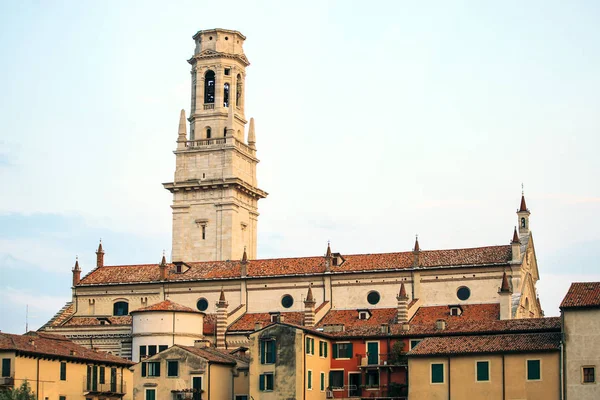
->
[500,272,512,293]
[72,257,80,272]
[511,227,520,244]
[248,117,256,148]
[96,240,104,254]
[306,285,314,302]
[519,194,528,212]
[413,235,420,252]
[398,282,408,299]
[219,289,226,303]
[241,247,248,263]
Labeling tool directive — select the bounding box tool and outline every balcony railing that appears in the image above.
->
[0,377,14,387]
[184,136,255,157]
[358,353,408,367]
[83,377,126,395]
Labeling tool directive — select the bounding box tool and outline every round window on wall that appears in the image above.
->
[457,287,471,301]
[197,298,209,312]
[281,295,294,309]
[367,291,380,305]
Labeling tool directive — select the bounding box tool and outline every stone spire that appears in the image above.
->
[95,240,105,268]
[177,109,187,150]
[396,282,409,323]
[72,257,81,286]
[499,271,513,320]
[240,247,248,278]
[304,286,317,327]
[412,235,421,267]
[226,104,235,139]
[216,289,228,349]
[247,117,256,148]
[324,241,332,272]
[511,226,521,262]
[517,189,531,236]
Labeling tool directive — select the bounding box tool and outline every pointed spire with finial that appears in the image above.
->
[178,109,187,139]
[412,235,421,267]
[241,246,248,263]
[325,241,332,258]
[511,227,520,244]
[306,286,314,302]
[159,250,168,281]
[73,256,81,272]
[160,250,167,266]
[413,235,420,252]
[398,282,408,300]
[72,256,81,286]
[247,117,256,148]
[96,240,105,268]
[219,288,226,303]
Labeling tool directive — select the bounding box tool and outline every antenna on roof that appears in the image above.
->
[25,304,28,333]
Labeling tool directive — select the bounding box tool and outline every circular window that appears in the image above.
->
[281,295,294,308]
[196,298,208,311]
[225,36,229,40]
[367,291,380,305]
[209,36,213,40]
[457,287,471,301]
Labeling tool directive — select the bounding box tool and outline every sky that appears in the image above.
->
[0,1,599,333]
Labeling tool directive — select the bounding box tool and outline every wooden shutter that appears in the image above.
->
[332,343,338,359]
[260,341,266,364]
[259,374,265,391]
[141,362,146,377]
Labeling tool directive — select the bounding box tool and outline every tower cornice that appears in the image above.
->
[188,51,250,67]
[163,177,268,199]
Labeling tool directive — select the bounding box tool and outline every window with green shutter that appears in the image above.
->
[329,371,344,389]
[60,362,67,381]
[145,388,156,400]
[307,370,312,389]
[476,361,489,381]
[99,367,105,384]
[147,361,160,377]
[259,373,274,391]
[59,396,66,400]
[159,345,168,353]
[167,360,179,377]
[333,342,352,359]
[306,337,311,354]
[1,359,10,378]
[139,345,147,358]
[320,372,325,391]
[141,362,147,377]
[261,339,276,364]
[527,360,541,380]
[431,363,444,383]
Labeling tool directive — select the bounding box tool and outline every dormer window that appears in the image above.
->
[332,258,338,266]
[270,312,281,323]
[358,311,370,320]
[449,306,462,316]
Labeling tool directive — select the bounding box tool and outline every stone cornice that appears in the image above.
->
[163,177,268,199]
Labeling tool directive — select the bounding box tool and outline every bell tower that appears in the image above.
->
[164,29,267,262]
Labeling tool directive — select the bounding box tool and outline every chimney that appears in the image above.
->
[159,252,168,281]
[254,322,263,331]
[216,289,228,349]
[499,272,513,320]
[412,235,421,267]
[96,240,104,268]
[435,319,446,331]
[511,227,521,263]
[396,282,409,323]
[401,322,410,332]
[72,257,81,286]
[304,286,317,327]
[194,339,211,348]
[279,315,285,323]
[324,242,332,272]
[380,324,390,334]
[240,247,248,278]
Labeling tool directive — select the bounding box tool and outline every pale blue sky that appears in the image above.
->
[1,1,599,333]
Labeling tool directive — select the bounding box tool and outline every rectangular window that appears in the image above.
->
[319,341,328,358]
[583,366,596,383]
[305,337,315,355]
[139,345,147,358]
[365,370,379,388]
[235,396,248,400]
[431,363,444,384]
[167,360,179,377]
[329,371,344,390]
[99,367,105,384]
[141,362,146,377]
[110,367,117,392]
[59,397,66,400]
[145,389,156,400]
[147,361,161,377]
[259,373,274,391]
[527,359,541,381]
[260,339,276,364]
[320,372,325,391]
[192,377,202,400]
[307,370,312,390]
[148,345,157,356]
[159,345,168,353]
[1,359,10,377]
[410,339,422,349]
[476,361,489,381]
[332,343,353,359]
[60,362,67,380]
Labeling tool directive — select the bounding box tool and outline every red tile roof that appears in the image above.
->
[177,345,237,364]
[227,311,304,332]
[0,332,133,366]
[410,304,499,325]
[77,245,512,286]
[61,316,132,327]
[408,332,561,356]
[560,282,600,309]
[41,302,75,328]
[318,308,398,333]
[131,299,199,314]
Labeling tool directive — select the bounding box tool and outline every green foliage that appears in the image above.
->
[389,340,407,365]
[0,380,36,400]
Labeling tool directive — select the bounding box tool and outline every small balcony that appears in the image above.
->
[0,377,14,387]
[358,353,408,368]
[359,383,408,400]
[83,377,127,396]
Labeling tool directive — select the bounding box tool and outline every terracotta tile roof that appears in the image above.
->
[131,299,199,314]
[409,304,499,325]
[203,314,216,335]
[41,302,74,328]
[317,308,398,333]
[177,345,237,364]
[0,332,133,366]
[77,245,512,286]
[560,282,600,309]
[407,332,561,356]
[61,316,132,327]
[227,311,304,332]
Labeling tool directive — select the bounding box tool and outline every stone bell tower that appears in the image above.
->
[164,29,267,262]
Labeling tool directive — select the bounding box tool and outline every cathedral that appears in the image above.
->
[40,28,543,361]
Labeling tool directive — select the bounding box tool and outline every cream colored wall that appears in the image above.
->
[12,354,132,400]
[210,363,234,400]
[304,334,330,400]
[234,367,250,399]
[246,279,324,313]
[564,309,600,400]
[408,353,559,400]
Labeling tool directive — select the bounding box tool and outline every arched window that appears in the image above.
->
[236,74,242,107]
[113,301,129,316]
[206,127,211,139]
[204,71,215,104]
[521,217,526,229]
[223,83,230,107]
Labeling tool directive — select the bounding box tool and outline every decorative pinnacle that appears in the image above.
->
[241,246,248,263]
[219,288,226,303]
[500,272,511,293]
[248,117,256,147]
[160,251,167,267]
[306,285,314,302]
[325,241,332,258]
[96,239,104,254]
[511,227,520,244]
[178,109,187,139]
[413,235,420,252]
[73,256,81,271]
[398,282,408,299]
